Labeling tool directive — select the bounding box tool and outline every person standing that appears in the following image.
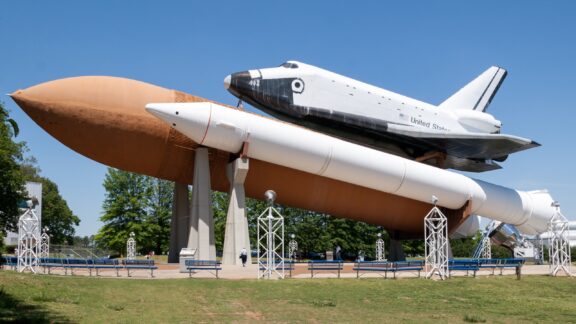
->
[335,245,342,261]
[240,248,248,267]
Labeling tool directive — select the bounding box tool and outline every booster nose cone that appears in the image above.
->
[146,102,212,145]
[224,75,231,90]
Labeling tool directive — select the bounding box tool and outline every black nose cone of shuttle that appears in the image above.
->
[224,71,253,99]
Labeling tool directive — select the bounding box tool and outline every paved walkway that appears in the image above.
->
[20,263,565,280]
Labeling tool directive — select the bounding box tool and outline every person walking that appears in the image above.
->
[240,247,248,267]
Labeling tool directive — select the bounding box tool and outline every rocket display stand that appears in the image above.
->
[548,203,572,277]
[168,147,216,262]
[424,200,449,280]
[168,146,252,264]
[17,205,41,273]
[257,196,285,280]
[222,155,252,265]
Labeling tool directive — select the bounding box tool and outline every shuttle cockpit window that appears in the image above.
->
[281,62,299,69]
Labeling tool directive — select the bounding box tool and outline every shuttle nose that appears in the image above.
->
[224,75,231,90]
[225,71,252,98]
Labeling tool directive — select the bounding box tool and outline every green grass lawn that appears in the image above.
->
[0,271,574,323]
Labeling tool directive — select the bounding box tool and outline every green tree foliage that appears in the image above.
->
[39,178,80,244]
[143,178,173,254]
[0,102,26,233]
[95,168,173,255]
[450,236,479,258]
[20,159,80,245]
[212,192,229,253]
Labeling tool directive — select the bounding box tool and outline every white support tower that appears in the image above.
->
[40,227,50,258]
[257,190,285,279]
[548,202,572,277]
[17,200,41,273]
[376,233,386,261]
[127,232,136,260]
[288,234,298,262]
[480,237,492,259]
[424,196,449,280]
[473,220,499,259]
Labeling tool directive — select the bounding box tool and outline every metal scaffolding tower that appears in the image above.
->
[126,232,136,260]
[40,227,50,258]
[17,200,41,273]
[424,196,449,280]
[376,233,386,261]
[257,190,285,279]
[548,202,572,277]
[472,220,499,259]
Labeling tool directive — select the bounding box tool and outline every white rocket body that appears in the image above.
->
[146,102,555,235]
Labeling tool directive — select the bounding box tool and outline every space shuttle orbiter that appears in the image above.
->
[224,61,539,172]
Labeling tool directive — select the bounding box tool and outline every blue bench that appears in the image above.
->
[185,260,222,278]
[353,261,424,279]
[478,258,524,279]
[39,257,67,274]
[90,259,121,277]
[1,256,18,270]
[308,260,343,278]
[388,261,424,278]
[353,261,393,278]
[62,258,92,275]
[122,259,157,277]
[259,261,295,278]
[448,259,481,277]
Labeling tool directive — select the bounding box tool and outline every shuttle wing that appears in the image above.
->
[386,124,540,160]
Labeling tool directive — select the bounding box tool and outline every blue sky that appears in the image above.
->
[1,1,575,236]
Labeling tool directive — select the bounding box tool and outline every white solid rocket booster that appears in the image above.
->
[146,102,556,235]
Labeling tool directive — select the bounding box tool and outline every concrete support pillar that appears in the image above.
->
[168,183,190,263]
[388,231,406,261]
[222,157,251,265]
[188,147,216,260]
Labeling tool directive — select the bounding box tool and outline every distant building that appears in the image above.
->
[3,182,42,247]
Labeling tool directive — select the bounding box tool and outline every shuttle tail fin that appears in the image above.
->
[439,66,507,112]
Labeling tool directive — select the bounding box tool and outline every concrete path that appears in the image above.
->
[20,263,568,280]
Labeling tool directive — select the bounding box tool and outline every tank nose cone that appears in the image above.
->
[224,75,231,90]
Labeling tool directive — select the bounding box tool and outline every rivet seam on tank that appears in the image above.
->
[317,143,333,175]
[199,103,213,145]
[392,160,408,195]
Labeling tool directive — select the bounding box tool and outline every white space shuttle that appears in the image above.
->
[224,61,539,172]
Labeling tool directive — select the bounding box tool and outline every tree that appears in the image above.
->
[96,169,150,254]
[0,102,26,233]
[20,158,80,245]
[39,178,80,244]
[212,191,229,253]
[95,168,173,255]
[142,178,173,254]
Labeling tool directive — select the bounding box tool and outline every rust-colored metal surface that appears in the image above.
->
[11,76,468,235]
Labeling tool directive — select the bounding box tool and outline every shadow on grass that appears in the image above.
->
[0,287,72,323]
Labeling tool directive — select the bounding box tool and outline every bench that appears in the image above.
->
[90,259,121,277]
[448,259,481,277]
[478,258,524,279]
[1,256,18,270]
[353,260,424,279]
[39,257,66,274]
[122,259,157,277]
[353,261,392,278]
[185,260,221,278]
[259,261,295,278]
[389,261,424,278]
[62,258,92,275]
[308,260,343,278]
